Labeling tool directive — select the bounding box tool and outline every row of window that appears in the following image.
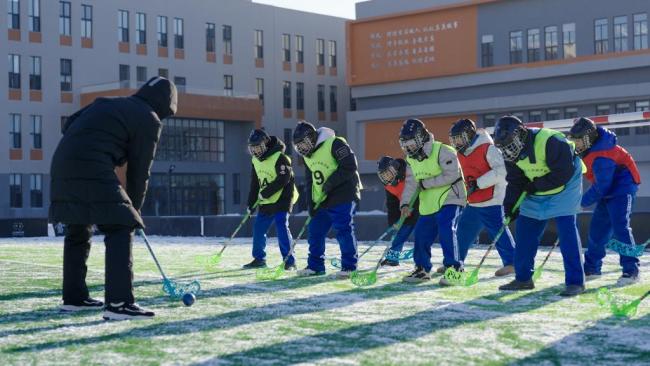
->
[9,173,43,208]
[156,118,226,163]
[141,173,226,216]
[282,82,338,114]
[7,1,338,68]
[481,14,649,67]
[8,113,42,149]
[8,54,71,91]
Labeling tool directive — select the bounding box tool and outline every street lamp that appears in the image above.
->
[167,164,175,215]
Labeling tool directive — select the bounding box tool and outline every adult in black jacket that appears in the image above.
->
[244,129,298,270]
[50,76,177,320]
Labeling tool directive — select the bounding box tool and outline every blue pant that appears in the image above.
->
[584,194,639,275]
[307,202,358,272]
[413,205,462,272]
[252,211,294,266]
[515,215,584,286]
[457,205,515,266]
[386,224,415,261]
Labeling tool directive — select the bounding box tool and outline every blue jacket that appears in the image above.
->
[581,127,639,207]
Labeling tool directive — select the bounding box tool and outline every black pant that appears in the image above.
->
[63,224,135,305]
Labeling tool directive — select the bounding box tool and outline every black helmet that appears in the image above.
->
[449,118,477,153]
[567,117,598,155]
[493,115,528,162]
[377,156,403,186]
[399,118,430,160]
[248,129,270,159]
[292,120,318,156]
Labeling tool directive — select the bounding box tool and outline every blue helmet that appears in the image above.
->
[377,156,403,186]
[399,118,430,160]
[493,115,527,162]
[567,117,598,155]
[449,118,477,153]
[248,129,270,159]
[292,120,318,156]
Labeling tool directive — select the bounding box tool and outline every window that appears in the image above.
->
[317,84,325,112]
[157,16,168,47]
[136,66,147,87]
[634,13,648,50]
[158,68,168,78]
[117,10,130,42]
[119,64,130,87]
[59,1,70,36]
[282,33,291,62]
[60,59,72,91]
[29,0,40,32]
[529,111,542,122]
[10,174,22,208]
[282,81,291,109]
[30,174,42,208]
[174,76,186,93]
[223,25,232,55]
[233,173,240,205]
[296,35,304,63]
[256,78,264,106]
[545,26,558,60]
[328,40,337,68]
[564,107,578,119]
[156,118,225,163]
[142,173,225,216]
[206,23,216,52]
[81,4,92,38]
[296,82,304,111]
[8,54,20,89]
[482,114,496,128]
[596,104,610,116]
[546,109,560,121]
[29,56,40,90]
[595,18,608,54]
[562,23,576,58]
[254,29,263,59]
[527,28,540,62]
[329,86,338,114]
[510,31,523,64]
[284,128,293,155]
[31,115,41,149]
[174,18,184,49]
[635,101,650,134]
[316,39,325,66]
[614,16,628,52]
[223,75,233,96]
[10,113,21,148]
[481,34,494,67]
[136,12,146,45]
[8,0,19,29]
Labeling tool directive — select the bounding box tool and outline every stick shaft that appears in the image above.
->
[217,201,260,255]
[138,229,168,281]
[539,239,559,267]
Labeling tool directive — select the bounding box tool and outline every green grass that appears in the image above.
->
[0,236,649,365]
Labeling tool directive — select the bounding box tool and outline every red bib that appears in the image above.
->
[457,143,495,204]
[385,180,405,200]
[583,145,641,184]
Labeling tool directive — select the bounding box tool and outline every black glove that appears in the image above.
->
[504,204,519,221]
[308,204,318,217]
[466,179,479,195]
[525,180,537,195]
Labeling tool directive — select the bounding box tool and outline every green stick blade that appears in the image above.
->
[443,267,466,286]
[464,269,480,286]
[531,267,542,282]
[350,270,377,287]
[256,265,284,281]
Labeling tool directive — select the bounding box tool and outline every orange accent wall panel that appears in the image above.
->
[81,37,93,48]
[30,149,43,160]
[136,44,147,55]
[158,47,168,58]
[29,32,41,43]
[8,29,20,41]
[207,52,217,63]
[364,115,477,161]
[347,5,478,86]
[60,35,72,46]
[9,89,21,101]
[9,149,22,160]
[223,54,233,64]
[29,90,42,101]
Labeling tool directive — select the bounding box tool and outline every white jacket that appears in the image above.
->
[460,130,507,208]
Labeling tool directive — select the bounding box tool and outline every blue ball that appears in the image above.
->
[182,293,196,307]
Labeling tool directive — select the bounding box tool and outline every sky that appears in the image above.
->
[253,0,364,19]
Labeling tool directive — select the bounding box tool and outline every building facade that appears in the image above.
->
[347,0,650,211]
[1,0,348,220]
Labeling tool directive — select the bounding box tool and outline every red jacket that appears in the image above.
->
[457,143,495,204]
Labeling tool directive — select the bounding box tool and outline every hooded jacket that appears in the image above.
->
[401,133,467,209]
[247,136,297,215]
[304,127,361,211]
[458,130,507,208]
[581,127,639,207]
[49,77,177,228]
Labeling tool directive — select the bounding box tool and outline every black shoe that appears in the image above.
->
[560,284,585,297]
[499,279,535,291]
[284,262,297,271]
[617,272,640,286]
[242,258,267,269]
[403,266,431,283]
[103,303,155,320]
[584,270,602,281]
[60,298,104,312]
[380,259,399,267]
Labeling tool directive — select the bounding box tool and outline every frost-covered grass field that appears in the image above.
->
[1,236,649,366]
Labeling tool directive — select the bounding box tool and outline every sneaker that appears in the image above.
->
[616,272,640,286]
[494,265,515,277]
[584,271,602,281]
[403,266,431,283]
[102,303,155,320]
[499,279,535,291]
[435,265,446,274]
[335,269,354,279]
[296,267,326,277]
[380,259,400,267]
[284,262,297,271]
[560,284,585,297]
[60,298,104,312]
[242,258,267,269]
